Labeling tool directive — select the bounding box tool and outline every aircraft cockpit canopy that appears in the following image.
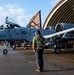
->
[5,17,21,29]
[0,25,4,29]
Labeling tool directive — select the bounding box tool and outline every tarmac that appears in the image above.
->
[0,46,74,75]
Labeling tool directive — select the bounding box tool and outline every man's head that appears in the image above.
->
[35,30,41,35]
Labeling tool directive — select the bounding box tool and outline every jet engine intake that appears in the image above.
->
[55,23,74,32]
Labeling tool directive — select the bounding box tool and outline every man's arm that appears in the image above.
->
[32,37,36,52]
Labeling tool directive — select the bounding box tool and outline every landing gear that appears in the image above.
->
[55,47,61,54]
[3,49,8,54]
[53,45,61,54]
[3,41,9,54]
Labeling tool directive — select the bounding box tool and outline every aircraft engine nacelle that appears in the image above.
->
[55,23,74,32]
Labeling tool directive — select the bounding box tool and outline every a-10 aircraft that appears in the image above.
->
[0,17,74,54]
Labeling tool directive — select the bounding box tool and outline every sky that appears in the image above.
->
[0,0,59,27]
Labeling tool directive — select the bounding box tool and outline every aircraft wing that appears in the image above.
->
[43,27,74,39]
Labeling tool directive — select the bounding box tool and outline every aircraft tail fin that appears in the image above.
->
[27,10,42,29]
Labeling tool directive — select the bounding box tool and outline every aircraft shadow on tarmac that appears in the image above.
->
[43,68,74,72]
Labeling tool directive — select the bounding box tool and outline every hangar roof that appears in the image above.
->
[43,0,74,29]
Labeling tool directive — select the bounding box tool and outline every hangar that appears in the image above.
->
[43,0,74,29]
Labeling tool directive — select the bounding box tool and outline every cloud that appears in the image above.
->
[0,4,31,27]
[0,0,59,27]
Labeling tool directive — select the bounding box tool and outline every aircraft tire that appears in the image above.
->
[55,47,61,54]
[3,49,8,54]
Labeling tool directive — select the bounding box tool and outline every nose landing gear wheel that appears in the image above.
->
[3,49,8,54]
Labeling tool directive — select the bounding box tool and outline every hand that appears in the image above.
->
[33,50,35,52]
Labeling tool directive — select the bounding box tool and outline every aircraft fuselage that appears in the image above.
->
[0,27,56,42]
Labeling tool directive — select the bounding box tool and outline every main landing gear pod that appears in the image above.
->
[3,49,8,54]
